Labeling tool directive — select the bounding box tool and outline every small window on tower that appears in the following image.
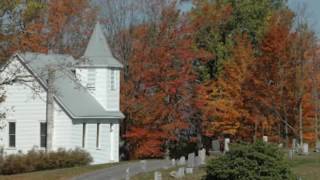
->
[87,69,96,92]
[111,69,115,91]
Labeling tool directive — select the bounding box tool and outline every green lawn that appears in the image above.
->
[289,152,320,180]
[0,162,123,180]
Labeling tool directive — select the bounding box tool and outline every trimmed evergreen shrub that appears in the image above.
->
[205,141,295,180]
[0,148,92,175]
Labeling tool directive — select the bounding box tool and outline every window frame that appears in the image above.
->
[82,123,86,148]
[40,122,47,148]
[8,122,16,148]
[87,69,96,92]
[110,69,116,91]
[96,123,100,149]
[110,123,114,132]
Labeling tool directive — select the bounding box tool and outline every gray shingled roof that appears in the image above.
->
[78,22,123,68]
[16,52,124,119]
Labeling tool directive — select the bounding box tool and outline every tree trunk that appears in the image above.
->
[299,101,303,147]
[254,119,258,142]
[285,118,289,148]
[46,69,55,151]
[315,99,320,144]
[315,107,319,143]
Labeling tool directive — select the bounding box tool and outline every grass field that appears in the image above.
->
[0,153,319,180]
[289,152,320,180]
[0,162,121,180]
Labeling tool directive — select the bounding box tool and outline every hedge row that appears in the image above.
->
[0,148,92,175]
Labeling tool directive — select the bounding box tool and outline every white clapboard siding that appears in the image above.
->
[71,120,119,164]
[52,104,73,149]
[105,69,120,111]
[0,58,120,164]
[1,59,47,154]
[75,68,120,111]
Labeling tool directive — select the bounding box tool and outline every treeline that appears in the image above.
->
[1,0,319,159]
[113,0,320,159]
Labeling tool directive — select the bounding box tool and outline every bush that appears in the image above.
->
[205,141,295,180]
[0,148,92,175]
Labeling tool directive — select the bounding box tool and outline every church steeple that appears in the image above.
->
[84,22,113,58]
[80,22,123,68]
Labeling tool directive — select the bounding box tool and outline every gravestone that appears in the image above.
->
[224,138,230,152]
[178,156,186,165]
[316,141,320,153]
[154,171,162,180]
[199,148,206,165]
[171,158,176,166]
[176,167,185,178]
[211,140,220,152]
[288,149,294,160]
[292,139,297,151]
[187,153,195,168]
[140,160,147,171]
[278,143,283,148]
[263,136,268,143]
[195,156,202,167]
[186,167,193,174]
[125,168,130,180]
[303,143,309,155]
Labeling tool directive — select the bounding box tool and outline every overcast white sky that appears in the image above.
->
[288,0,320,37]
[179,0,320,37]
[94,0,319,37]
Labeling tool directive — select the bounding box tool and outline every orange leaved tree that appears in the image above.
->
[122,5,209,159]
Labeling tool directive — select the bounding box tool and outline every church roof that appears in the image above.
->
[16,52,124,120]
[78,22,123,68]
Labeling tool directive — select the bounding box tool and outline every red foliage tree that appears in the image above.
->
[122,6,209,158]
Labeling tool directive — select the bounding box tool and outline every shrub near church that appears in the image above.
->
[0,148,92,175]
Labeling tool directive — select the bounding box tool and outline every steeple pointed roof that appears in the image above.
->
[80,22,123,68]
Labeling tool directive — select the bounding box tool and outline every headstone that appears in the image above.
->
[316,141,320,153]
[176,167,185,178]
[199,148,206,165]
[140,160,147,171]
[303,143,309,155]
[186,167,193,174]
[171,158,176,166]
[263,136,268,143]
[278,143,283,148]
[195,156,202,167]
[288,149,294,160]
[125,168,130,180]
[187,153,195,168]
[292,138,297,150]
[154,171,162,180]
[211,140,220,152]
[178,156,186,165]
[224,138,230,152]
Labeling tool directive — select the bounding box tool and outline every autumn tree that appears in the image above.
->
[240,10,298,144]
[196,35,254,138]
[123,4,209,158]
[290,5,318,146]
[191,0,287,80]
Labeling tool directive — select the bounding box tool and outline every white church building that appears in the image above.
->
[0,22,124,164]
